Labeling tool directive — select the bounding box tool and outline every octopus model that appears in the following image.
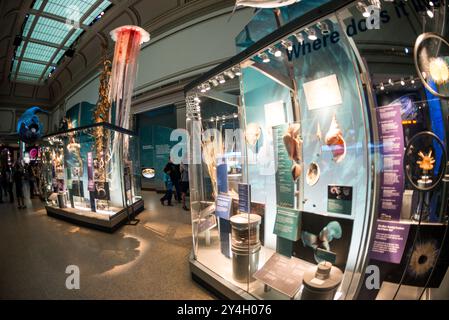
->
[325,114,346,163]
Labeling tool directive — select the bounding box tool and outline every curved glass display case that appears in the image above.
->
[184,0,449,300]
[42,122,144,232]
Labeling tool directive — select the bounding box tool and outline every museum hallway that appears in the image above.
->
[0,190,214,300]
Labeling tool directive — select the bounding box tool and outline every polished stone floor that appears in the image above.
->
[0,188,214,299]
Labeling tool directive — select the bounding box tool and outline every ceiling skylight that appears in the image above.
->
[10,0,112,85]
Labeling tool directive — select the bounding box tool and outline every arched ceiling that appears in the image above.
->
[0,0,234,111]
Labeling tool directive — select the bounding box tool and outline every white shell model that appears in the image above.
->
[236,0,299,9]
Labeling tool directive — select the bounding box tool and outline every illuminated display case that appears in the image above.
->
[42,122,143,232]
[185,0,449,300]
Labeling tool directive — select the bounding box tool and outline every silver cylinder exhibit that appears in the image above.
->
[301,261,343,300]
[230,214,262,283]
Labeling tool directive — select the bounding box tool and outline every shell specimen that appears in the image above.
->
[306,162,320,186]
[245,122,261,146]
[325,114,346,163]
[283,123,302,162]
[291,163,302,181]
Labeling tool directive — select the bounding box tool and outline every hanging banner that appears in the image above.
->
[87,152,94,192]
[273,124,295,208]
[238,183,251,213]
[216,160,228,194]
[376,104,405,220]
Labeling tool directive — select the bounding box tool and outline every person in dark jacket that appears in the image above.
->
[1,167,14,203]
[163,158,181,203]
[13,162,25,209]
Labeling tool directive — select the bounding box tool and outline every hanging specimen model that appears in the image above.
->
[109,25,150,129]
[325,114,346,163]
[283,123,302,162]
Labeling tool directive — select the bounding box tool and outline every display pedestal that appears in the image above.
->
[45,198,144,233]
[189,253,255,300]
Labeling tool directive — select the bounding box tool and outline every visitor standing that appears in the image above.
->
[163,157,181,203]
[1,167,14,203]
[180,162,189,211]
[13,161,25,209]
[160,171,173,206]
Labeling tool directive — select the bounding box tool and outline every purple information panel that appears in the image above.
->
[87,152,94,192]
[370,220,410,264]
[376,104,404,220]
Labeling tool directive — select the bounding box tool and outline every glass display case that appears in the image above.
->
[42,122,143,232]
[184,0,449,300]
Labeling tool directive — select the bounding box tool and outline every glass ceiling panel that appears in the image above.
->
[83,0,112,25]
[22,15,35,38]
[16,74,41,83]
[43,0,95,19]
[11,0,114,84]
[17,61,47,76]
[30,16,72,44]
[32,0,44,10]
[22,42,57,62]
[53,50,65,65]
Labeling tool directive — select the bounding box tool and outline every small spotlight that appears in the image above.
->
[194,97,201,103]
[427,9,434,18]
[400,78,405,86]
[269,46,282,57]
[380,82,384,90]
[388,78,393,85]
[259,52,270,63]
[233,66,242,76]
[306,28,317,41]
[225,70,235,79]
[429,1,434,6]
[233,114,238,118]
[200,86,206,93]
[317,22,330,35]
[404,47,409,54]
[282,39,293,51]
[218,75,226,84]
[411,77,415,84]
[294,32,304,44]
[204,83,211,91]
[211,78,219,87]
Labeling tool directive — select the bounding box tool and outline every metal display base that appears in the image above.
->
[189,252,256,300]
[45,198,144,233]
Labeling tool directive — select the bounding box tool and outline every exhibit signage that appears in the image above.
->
[254,253,305,298]
[273,206,301,241]
[370,220,410,264]
[87,152,94,192]
[238,183,251,213]
[273,124,295,208]
[215,194,232,220]
[376,104,404,220]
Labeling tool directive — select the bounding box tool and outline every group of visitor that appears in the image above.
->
[161,158,189,211]
[0,161,41,209]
